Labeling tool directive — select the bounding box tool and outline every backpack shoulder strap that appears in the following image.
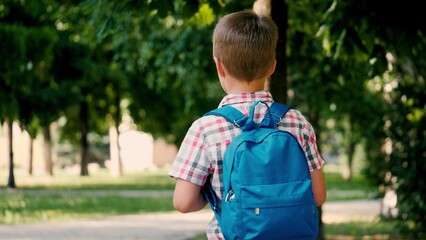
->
[270,102,291,119]
[201,175,221,218]
[204,105,248,127]
[205,102,290,128]
[202,105,247,219]
[260,102,291,128]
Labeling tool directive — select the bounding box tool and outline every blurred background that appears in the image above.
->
[0,0,425,239]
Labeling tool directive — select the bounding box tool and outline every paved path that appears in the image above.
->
[0,211,212,240]
[0,199,381,240]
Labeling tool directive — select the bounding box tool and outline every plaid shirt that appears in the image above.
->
[168,90,325,240]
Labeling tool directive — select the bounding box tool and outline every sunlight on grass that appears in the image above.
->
[0,191,174,224]
[4,167,176,190]
[325,220,407,240]
[324,171,379,201]
[326,220,397,235]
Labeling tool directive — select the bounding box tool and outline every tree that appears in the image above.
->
[51,37,102,176]
[316,0,426,235]
[0,23,26,188]
[22,26,59,176]
[41,2,124,176]
[81,0,263,145]
[1,0,78,177]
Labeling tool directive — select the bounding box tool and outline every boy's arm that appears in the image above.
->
[310,168,326,206]
[173,179,208,213]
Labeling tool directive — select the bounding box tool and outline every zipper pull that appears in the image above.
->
[255,208,260,215]
[224,190,234,202]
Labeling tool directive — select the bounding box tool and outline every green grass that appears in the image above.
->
[324,173,380,201]
[0,168,175,224]
[325,173,376,191]
[0,192,174,224]
[325,221,403,239]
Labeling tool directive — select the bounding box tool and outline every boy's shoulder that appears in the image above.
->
[284,108,309,122]
[189,113,232,134]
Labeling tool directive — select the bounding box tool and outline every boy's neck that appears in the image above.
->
[225,77,266,94]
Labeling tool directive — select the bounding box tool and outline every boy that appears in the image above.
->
[169,10,326,239]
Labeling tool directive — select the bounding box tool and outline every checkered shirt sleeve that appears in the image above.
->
[278,109,325,171]
[168,119,211,186]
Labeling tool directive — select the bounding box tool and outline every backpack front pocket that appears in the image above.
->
[240,181,318,240]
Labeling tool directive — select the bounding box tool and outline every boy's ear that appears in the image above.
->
[267,59,277,77]
[214,57,226,78]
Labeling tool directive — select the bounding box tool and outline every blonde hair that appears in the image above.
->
[213,10,278,82]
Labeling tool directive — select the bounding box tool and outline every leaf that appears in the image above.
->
[96,17,114,42]
[333,29,346,60]
[78,0,97,9]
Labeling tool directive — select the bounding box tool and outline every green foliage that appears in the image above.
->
[81,0,254,146]
[190,3,216,26]
[382,68,426,235]
[0,23,25,120]
[95,1,224,144]
[20,26,59,132]
[0,0,83,133]
[0,24,25,83]
[127,21,220,144]
[0,0,130,174]
[285,1,426,235]
[316,0,426,235]
[56,41,124,145]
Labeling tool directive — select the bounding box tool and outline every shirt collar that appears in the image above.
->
[218,90,274,107]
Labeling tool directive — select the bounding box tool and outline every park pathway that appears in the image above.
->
[0,199,381,240]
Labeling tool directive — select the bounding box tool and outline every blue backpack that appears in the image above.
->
[202,101,319,240]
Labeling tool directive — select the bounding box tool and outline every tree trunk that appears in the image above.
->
[80,100,89,176]
[343,121,355,182]
[28,135,33,175]
[269,0,288,104]
[43,125,53,176]
[109,125,122,177]
[110,89,122,177]
[7,119,16,188]
[344,140,355,182]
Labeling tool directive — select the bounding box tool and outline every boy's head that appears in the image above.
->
[213,10,278,82]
